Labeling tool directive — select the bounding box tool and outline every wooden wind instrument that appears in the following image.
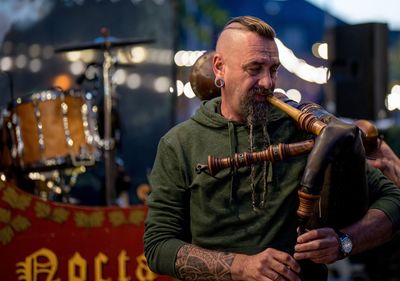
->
[195,139,315,176]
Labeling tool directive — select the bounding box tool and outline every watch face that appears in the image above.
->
[341,237,353,254]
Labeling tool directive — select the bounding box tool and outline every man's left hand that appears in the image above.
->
[293,228,341,264]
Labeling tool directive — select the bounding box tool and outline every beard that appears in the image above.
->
[239,87,273,126]
[239,87,274,211]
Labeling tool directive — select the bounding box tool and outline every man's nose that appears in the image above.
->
[258,72,274,89]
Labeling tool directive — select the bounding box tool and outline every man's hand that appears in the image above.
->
[233,248,301,281]
[368,140,400,187]
[294,228,341,264]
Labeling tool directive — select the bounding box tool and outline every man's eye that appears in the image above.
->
[248,67,261,74]
[271,67,279,76]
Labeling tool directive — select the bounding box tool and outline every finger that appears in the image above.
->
[276,255,301,274]
[273,256,301,280]
[269,276,287,281]
[367,159,379,168]
[276,263,300,281]
[262,266,292,281]
[309,246,343,264]
[306,253,338,264]
[381,159,400,183]
[267,250,301,274]
[295,235,337,253]
[297,228,333,243]
[294,243,337,260]
[261,265,281,281]
[261,249,301,280]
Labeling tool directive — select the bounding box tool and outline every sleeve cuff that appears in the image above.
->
[154,238,186,277]
[370,198,400,230]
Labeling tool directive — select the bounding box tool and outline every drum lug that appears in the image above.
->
[70,145,95,167]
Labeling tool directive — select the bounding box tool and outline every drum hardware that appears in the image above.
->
[98,138,115,151]
[101,40,117,206]
[54,32,154,53]
[28,171,59,201]
[9,113,22,165]
[55,28,154,205]
[27,166,85,203]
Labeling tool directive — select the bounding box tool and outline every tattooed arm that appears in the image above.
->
[175,244,301,281]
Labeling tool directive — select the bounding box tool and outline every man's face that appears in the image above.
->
[219,31,280,123]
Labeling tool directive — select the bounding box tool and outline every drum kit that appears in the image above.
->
[0,29,153,205]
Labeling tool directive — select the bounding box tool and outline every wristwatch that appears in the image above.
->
[335,230,353,258]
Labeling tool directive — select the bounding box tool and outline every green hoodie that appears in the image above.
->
[144,97,400,278]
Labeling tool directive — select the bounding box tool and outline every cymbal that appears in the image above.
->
[55,37,155,53]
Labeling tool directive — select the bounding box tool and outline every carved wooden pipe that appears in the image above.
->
[195,139,315,175]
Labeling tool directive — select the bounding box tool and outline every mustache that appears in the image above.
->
[249,87,274,96]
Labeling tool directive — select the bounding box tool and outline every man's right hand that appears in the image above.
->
[232,248,301,281]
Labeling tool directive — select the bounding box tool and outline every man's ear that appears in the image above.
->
[212,53,224,77]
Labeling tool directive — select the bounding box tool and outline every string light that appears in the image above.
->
[386,85,400,111]
[274,38,329,84]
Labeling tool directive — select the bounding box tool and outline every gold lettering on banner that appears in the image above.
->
[118,250,131,281]
[68,252,87,281]
[15,249,160,281]
[95,252,111,281]
[135,253,157,281]
[16,248,60,281]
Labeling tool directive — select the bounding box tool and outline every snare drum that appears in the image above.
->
[6,89,98,171]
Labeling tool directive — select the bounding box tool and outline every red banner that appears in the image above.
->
[0,179,174,281]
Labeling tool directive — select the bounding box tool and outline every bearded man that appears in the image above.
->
[144,16,400,281]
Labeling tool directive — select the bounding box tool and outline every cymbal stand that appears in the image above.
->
[102,43,117,205]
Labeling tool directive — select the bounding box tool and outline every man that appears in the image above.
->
[144,16,400,281]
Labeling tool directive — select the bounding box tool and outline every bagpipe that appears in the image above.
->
[190,51,379,233]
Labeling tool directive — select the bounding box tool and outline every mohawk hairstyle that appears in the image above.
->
[223,16,276,40]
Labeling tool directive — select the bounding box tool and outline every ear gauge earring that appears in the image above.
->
[214,77,225,88]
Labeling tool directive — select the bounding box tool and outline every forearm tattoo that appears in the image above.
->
[175,244,235,281]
